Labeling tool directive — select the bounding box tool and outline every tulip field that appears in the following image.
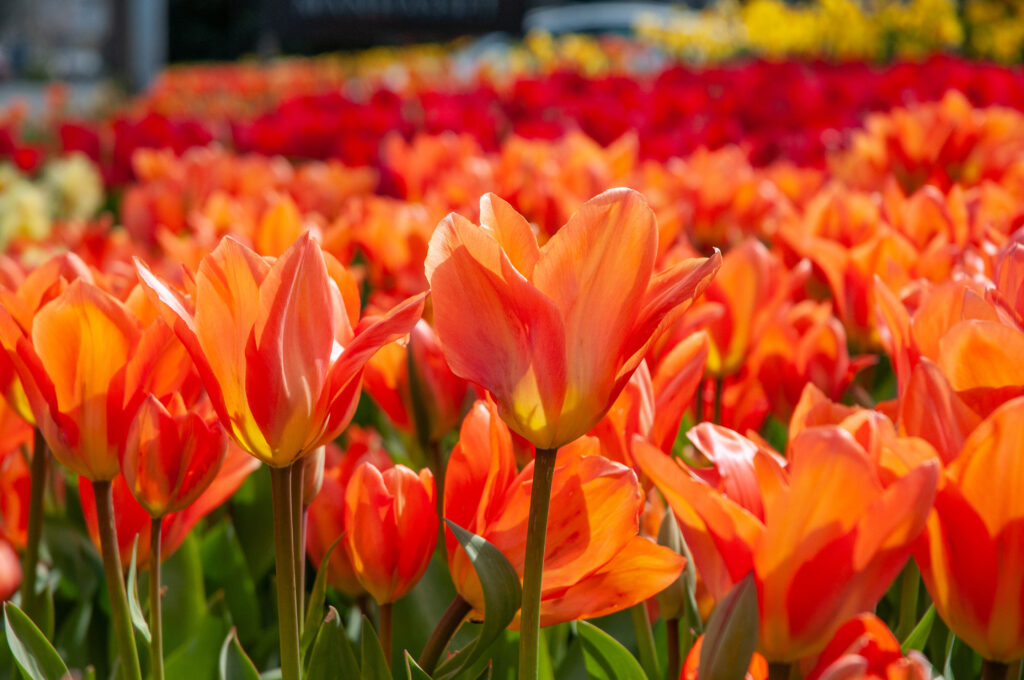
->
[4,28,1024,680]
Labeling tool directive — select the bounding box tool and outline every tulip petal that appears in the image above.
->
[246,232,337,462]
[532,188,657,432]
[538,536,685,627]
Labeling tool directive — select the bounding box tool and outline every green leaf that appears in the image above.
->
[901,604,936,654]
[164,613,229,680]
[406,652,433,680]
[361,615,394,680]
[200,522,261,645]
[301,534,343,655]
[435,521,522,679]
[576,621,646,680]
[698,573,758,680]
[306,606,359,680]
[127,536,152,644]
[3,602,71,680]
[162,534,207,654]
[82,666,96,680]
[219,628,261,680]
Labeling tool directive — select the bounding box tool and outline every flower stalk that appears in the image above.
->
[19,429,47,622]
[95,480,143,680]
[518,447,558,680]
[150,517,165,680]
[271,464,303,680]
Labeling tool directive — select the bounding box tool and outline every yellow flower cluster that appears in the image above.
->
[964,0,1024,62]
[636,0,964,62]
[0,153,103,250]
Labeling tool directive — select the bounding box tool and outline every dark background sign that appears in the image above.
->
[266,0,529,52]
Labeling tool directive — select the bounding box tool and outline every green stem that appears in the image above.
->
[380,602,393,669]
[630,603,660,680]
[94,480,143,680]
[19,429,46,621]
[149,518,164,680]
[517,447,558,680]
[418,595,472,674]
[982,661,1011,680]
[895,561,920,642]
[768,662,795,680]
[694,376,705,424]
[665,618,680,680]
[271,465,302,680]
[713,376,724,425]
[291,463,305,633]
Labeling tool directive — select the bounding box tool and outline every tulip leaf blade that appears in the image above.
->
[3,601,71,680]
[901,604,936,654]
[576,620,647,680]
[361,614,394,680]
[306,606,359,680]
[698,572,758,680]
[405,651,433,680]
[127,536,152,644]
[219,628,261,680]
[301,533,343,656]
[435,521,522,679]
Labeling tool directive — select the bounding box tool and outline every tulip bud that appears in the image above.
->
[655,511,689,621]
[343,462,437,604]
[121,393,228,518]
[301,445,325,506]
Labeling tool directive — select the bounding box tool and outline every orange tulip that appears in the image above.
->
[753,299,870,420]
[445,400,686,626]
[425,189,720,449]
[699,239,804,377]
[0,253,96,424]
[136,231,426,467]
[79,444,259,570]
[805,614,931,680]
[306,428,393,596]
[914,396,1024,662]
[0,448,30,551]
[364,319,470,444]
[120,393,228,518]
[0,278,170,480]
[343,461,436,604]
[681,635,769,680]
[636,426,938,662]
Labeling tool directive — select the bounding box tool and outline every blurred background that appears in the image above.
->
[0,1,684,102]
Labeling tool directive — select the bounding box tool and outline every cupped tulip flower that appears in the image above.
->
[364,319,470,445]
[80,444,260,570]
[0,278,170,481]
[425,189,720,450]
[306,430,393,596]
[120,393,228,518]
[343,461,436,604]
[914,396,1024,663]
[699,239,804,378]
[445,399,686,626]
[0,252,94,424]
[136,231,426,467]
[805,614,931,680]
[636,426,938,662]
